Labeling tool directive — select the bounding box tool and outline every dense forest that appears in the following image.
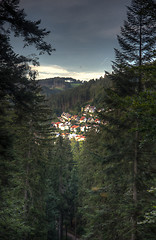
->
[0,0,156,240]
[48,76,112,115]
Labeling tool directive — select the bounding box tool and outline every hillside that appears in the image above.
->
[48,76,112,115]
[37,77,83,97]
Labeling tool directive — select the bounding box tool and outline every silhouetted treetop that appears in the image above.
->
[0,0,54,62]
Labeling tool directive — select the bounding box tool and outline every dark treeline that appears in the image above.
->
[38,77,82,88]
[0,0,156,240]
[38,77,83,97]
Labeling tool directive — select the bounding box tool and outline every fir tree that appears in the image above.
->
[99,1,156,239]
[0,0,54,238]
[46,137,78,240]
[112,0,156,93]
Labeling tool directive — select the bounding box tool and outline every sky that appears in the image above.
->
[13,0,132,80]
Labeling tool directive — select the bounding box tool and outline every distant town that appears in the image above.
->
[51,104,102,141]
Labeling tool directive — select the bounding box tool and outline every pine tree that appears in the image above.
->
[112,0,156,94]
[101,1,156,239]
[46,137,78,240]
[0,0,54,104]
[0,0,54,239]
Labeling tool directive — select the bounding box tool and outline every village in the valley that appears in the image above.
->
[51,104,102,141]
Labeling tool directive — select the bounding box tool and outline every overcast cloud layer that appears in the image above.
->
[13,0,132,80]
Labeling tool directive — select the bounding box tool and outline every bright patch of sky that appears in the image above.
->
[31,65,104,81]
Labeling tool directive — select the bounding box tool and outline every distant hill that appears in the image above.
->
[37,77,83,97]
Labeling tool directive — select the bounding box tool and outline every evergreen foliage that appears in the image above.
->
[48,76,111,114]
[46,137,78,240]
[76,1,156,240]
[0,0,54,239]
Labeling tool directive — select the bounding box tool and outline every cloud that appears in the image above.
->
[98,26,121,38]
[31,65,104,81]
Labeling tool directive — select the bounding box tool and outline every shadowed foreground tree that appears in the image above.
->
[104,0,156,239]
[0,0,55,239]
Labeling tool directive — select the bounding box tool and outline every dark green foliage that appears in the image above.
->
[48,76,111,114]
[0,0,54,57]
[76,1,156,240]
[77,84,156,239]
[0,90,52,239]
[0,0,54,103]
[101,0,156,238]
[111,0,156,95]
[0,0,54,239]
[46,137,78,240]
[113,0,156,68]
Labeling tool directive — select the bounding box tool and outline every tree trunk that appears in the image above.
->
[58,159,63,240]
[131,129,139,240]
[58,213,63,240]
[74,204,77,240]
[138,14,142,92]
[65,224,68,240]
